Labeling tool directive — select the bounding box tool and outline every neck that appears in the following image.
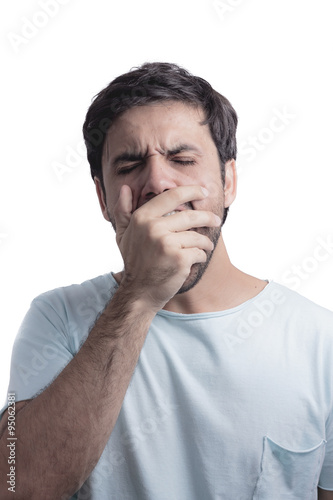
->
[162,235,268,314]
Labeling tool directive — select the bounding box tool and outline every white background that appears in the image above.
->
[1,0,332,402]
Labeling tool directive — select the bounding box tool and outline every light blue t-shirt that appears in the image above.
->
[1,273,333,499]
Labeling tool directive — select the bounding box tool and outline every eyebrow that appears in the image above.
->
[111,143,202,169]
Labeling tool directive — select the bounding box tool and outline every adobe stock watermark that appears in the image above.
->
[237,106,296,174]
[7,392,17,493]
[223,287,286,353]
[7,393,17,493]
[212,0,245,21]
[7,0,72,53]
[52,138,87,182]
[280,234,333,290]
[0,232,8,246]
[75,288,113,325]
[18,342,62,386]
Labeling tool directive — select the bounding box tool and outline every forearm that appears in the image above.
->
[0,286,155,499]
[318,488,333,500]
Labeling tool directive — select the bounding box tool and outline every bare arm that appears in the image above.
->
[318,488,333,500]
[0,287,155,499]
[0,185,218,499]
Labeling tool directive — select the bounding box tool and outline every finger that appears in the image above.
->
[165,210,221,231]
[183,247,208,266]
[114,185,133,242]
[138,185,210,218]
[173,231,214,252]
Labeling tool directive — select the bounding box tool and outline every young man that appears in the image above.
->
[0,62,332,499]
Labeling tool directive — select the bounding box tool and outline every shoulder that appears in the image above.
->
[265,281,333,338]
[268,281,333,317]
[14,272,119,353]
[30,272,118,327]
[34,272,116,303]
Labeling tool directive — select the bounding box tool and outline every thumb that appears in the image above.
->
[114,185,133,244]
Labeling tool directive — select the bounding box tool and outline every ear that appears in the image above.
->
[94,177,110,222]
[223,159,237,208]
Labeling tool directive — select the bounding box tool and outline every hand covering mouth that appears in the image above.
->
[163,203,193,217]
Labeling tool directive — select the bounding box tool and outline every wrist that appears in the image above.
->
[113,281,159,320]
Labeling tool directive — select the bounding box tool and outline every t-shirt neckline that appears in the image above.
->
[109,272,274,319]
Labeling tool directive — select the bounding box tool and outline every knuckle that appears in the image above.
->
[132,210,144,225]
[156,234,168,252]
[145,220,156,237]
[147,220,165,242]
[161,233,172,248]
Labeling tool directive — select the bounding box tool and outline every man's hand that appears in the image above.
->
[114,185,221,312]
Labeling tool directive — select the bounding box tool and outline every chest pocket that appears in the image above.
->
[253,436,326,500]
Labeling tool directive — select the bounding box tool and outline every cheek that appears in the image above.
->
[205,177,223,197]
[195,160,223,194]
[192,177,224,212]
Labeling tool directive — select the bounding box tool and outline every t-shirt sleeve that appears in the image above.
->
[0,293,77,420]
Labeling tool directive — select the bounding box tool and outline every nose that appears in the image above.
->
[140,155,178,202]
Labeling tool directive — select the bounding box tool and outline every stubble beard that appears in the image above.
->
[176,223,222,294]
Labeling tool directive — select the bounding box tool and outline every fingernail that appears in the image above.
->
[215,215,222,225]
[201,187,209,196]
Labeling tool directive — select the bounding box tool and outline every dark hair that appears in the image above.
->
[82,62,238,224]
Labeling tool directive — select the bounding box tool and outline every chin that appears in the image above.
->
[177,227,221,295]
[176,261,209,295]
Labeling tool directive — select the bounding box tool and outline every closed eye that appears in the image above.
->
[172,159,196,166]
[116,158,195,174]
[116,163,141,175]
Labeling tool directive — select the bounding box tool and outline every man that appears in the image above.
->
[0,62,332,499]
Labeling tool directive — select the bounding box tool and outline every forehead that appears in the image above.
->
[102,101,214,161]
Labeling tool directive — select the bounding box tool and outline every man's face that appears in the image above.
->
[99,101,232,293]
